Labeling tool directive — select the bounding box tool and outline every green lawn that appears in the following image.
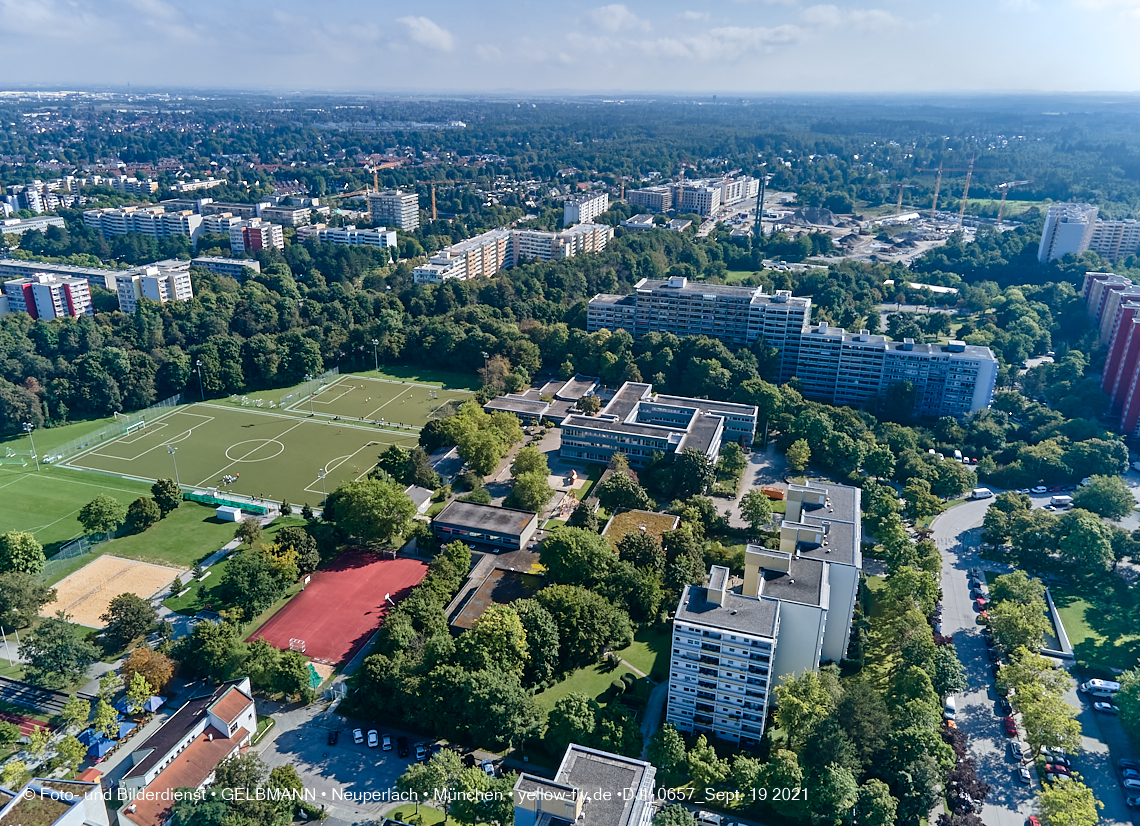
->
[0,465,154,555]
[535,627,668,713]
[162,557,232,615]
[0,415,122,456]
[724,269,762,285]
[616,625,671,682]
[573,464,603,501]
[1049,575,1140,671]
[390,805,449,826]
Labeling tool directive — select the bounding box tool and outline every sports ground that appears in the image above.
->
[58,375,470,507]
[285,375,474,427]
[247,550,428,665]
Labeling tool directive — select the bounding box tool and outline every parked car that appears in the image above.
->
[367,730,379,748]
[1017,488,1031,494]
[353,729,364,745]
[1027,817,1040,826]
[327,729,339,746]
[397,736,409,758]
[1122,768,1140,781]
[978,610,990,624]
[988,648,1001,663]
[382,733,393,751]
[430,743,443,758]
[415,742,428,761]
[998,697,1013,715]
[481,760,496,777]
[1003,717,1018,736]
[1123,778,1140,791]
[974,597,988,610]
[1120,759,1140,771]
[1094,702,1120,714]
[1046,764,1071,776]
[1126,797,1140,809]
[1031,486,1048,494]
[1047,773,1072,784]
[1010,741,1025,760]
[1018,765,1032,784]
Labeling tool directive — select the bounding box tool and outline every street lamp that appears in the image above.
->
[481,351,490,370]
[371,339,379,373]
[22,423,39,472]
[167,445,180,488]
[305,374,314,416]
[195,359,204,401]
[317,469,326,503]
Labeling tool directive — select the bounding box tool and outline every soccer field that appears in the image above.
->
[62,404,419,507]
[286,375,475,427]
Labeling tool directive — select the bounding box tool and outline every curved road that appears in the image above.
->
[931,497,1133,826]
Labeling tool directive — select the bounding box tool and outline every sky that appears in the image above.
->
[2,0,1139,94]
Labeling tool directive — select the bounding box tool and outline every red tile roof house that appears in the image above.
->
[117,678,256,826]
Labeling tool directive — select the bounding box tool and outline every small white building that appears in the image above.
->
[215,506,242,522]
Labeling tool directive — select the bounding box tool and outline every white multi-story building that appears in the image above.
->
[259,204,312,227]
[102,175,159,196]
[0,258,118,290]
[201,212,244,236]
[1038,203,1100,263]
[83,206,203,244]
[229,219,283,254]
[201,201,267,220]
[667,482,861,747]
[368,189,420,230]
[4,273,93,319]
[563,191,609,226]
[1089,219,1140,264]
[191,256,261,280]
[588,279,997,415]
[171,177,225,193]
[297,223,397,248]
[413,228,511,284]
[412,225,613,284]
[0,215,66,236]
[626,176,758,217]
[627,186,673,213]
[114,266,194,313]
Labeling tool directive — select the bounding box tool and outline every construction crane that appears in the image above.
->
[915,156,997,223]
[995,179,1033,228]
[418,180,464,221]
[675,157,693,213]
[880,183,916,215]
[752,169,772,248]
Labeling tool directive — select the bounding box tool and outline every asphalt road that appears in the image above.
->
[931,496,1134,826]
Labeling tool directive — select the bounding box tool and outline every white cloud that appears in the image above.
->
[636,25,801,60]
[682,10,710,20]
[590,4,650,32]
[476,44,502,61]
[397,15,454,51]
[801,4,899,30]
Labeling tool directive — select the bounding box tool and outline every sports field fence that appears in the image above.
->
[279,368,340,408]
[45,393,183,463]
[40,530,116,582]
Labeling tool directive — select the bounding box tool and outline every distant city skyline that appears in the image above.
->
[2,0,1138,94]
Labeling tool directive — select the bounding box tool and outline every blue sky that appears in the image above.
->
[2,0,1137,93]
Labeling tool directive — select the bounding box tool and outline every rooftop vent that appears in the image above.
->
[902,337,915,351]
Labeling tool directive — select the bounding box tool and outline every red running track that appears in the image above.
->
[247,550,428,666]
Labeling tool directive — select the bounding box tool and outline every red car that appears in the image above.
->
[1046,763,1071,776]
[1003,717,1018,736]
[974,596,988,609]
[1028,818,1041,826]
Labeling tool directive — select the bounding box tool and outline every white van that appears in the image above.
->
[943,696,957,720]
[1080,679,1120,698]
[969,487,994,500]
[953,450,964,461]
[1050,495,1073,508]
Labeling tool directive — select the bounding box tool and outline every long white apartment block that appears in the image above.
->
[627,176,759,217]
[229,219,283,254]
[413,224,613,284]
[563,191,609,226]
[667,482,861,746]
[588,278,997,416]
[83,206,203,243]
[297,223,397,248]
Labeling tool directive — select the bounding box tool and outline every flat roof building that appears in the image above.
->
[229,219,283,255]
[0,215,66,236]
[433,500,539,553]
[621,214,657,231]
[369,189,420,231]
[192,256,260,280]
[560,380,757,468]
[298,223,397,248]
[3,273,92,319]
[564,192,609,227]
[667,481,861,747]
[414,225,612,284]
[0,777,109,826]
[114,265,194,313]
[260,204,312,227]
[513,744,656,826]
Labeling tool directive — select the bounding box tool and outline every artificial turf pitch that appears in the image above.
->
[62,402,419,507]
[287,375,475,427]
